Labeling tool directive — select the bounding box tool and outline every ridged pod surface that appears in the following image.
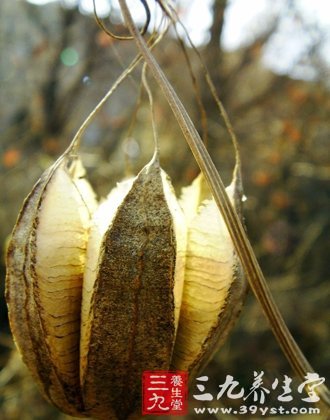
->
[172,173,247,379]
[80,158,186,419]
[5,156,96,416]
[6,154,246,419]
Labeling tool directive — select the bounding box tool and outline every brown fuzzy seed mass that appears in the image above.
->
[82,162,177,419]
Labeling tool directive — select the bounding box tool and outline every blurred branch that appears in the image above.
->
[232,75,288,116]
[41,7,77,134]
[286,215,328,271]
[203,0,227,100]
[0,351,21,389]
[57,20,99,125]
[209,0,227,51]
[23,0,53,37]
[224,21,279,99]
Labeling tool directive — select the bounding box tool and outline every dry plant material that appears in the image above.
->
[117,0,330,411]
[8,1,329,418]
[80,156,186,419]
[5,50,249,415]
[5,156,96,416]
[172,173,247,378]
[5,147,244,419]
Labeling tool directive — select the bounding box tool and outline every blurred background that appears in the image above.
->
[0,0,329,418]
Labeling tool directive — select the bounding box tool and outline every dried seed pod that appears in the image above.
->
[5,156,97,416]
[80,157,186,419]
[171,173,247,378]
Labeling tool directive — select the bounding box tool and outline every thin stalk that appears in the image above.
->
[118,0,330,410]
[141,64,159,155]
[66,29,168,156]
[66,53,142,155]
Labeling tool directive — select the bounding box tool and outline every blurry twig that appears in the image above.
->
[166,3,241,160]
[141,64,159,155]
[286,215,328,271]
[0,351,22,389]
[175,36,209,145]
[0,334,14,349]
[66,30,167,154]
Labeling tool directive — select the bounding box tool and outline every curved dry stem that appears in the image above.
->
[174,36,209,146]
[162,1,241,173]
[65,55,141,156]
[141,63,159,156]
[92,0,150,40]
[64,30,168,158]
[118,0,330,411]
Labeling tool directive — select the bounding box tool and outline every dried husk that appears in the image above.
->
[5,156,96,416]
[171,173,247,379]
[6,151,247,419]
[80,157,186,419]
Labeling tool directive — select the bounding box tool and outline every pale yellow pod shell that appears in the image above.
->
[5,157,96,416]
[7,150,247,418]
[172,173,247,378]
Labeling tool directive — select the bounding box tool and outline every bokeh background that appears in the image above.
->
[0,0,329,418]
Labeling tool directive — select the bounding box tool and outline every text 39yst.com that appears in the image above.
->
[193,405,320,416]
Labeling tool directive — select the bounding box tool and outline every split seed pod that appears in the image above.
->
[80,157,186,419]
[5,155,97,416]
[171,172,247,378]
[6,148,246,419]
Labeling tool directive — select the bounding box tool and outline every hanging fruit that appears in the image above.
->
[80,156,186,419]
[5,155,96,416]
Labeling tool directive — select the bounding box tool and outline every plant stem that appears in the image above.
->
[118,0,330,410]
